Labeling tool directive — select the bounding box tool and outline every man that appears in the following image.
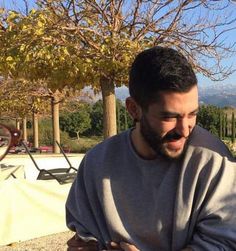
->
[66,47,236,251]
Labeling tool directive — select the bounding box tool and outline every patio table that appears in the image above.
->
[0,164,25,181]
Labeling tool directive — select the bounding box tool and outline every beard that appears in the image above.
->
[140,114,190,160]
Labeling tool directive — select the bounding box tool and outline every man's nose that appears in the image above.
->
[176,118,190,138]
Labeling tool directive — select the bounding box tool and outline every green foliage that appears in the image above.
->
[232,112,235,144]
[116,99,133,133]
[27,117,71,146]
[197,105,221,137]
[83,99,133,136]
[26,118,52,145]
[38,118,53,145]
[59,99,132,137]
[60,100,103,137]
[219,111,223,140]
[222,113,227,138]
[60,104,91,138]
[59,135,102,153]
[86,100,104,136]
[69,136,103,153]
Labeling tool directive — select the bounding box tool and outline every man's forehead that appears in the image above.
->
[147,87,199,112]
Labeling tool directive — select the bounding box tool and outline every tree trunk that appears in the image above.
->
[33,111,39,148]
[16,119,20,130]
[100,79,117,139]
[23,117,27,142]
[51,96,60,153]
[76,131,80,141]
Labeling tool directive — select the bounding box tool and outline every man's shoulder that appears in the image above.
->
[85,130,130,162]
[189,125,232,158]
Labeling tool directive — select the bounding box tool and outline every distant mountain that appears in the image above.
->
[199,83,236,108]
[115,84,236,108]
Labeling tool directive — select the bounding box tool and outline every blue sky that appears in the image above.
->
[0,0,36,12]
[0,0,236,88]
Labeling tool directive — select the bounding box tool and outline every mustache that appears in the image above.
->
[163,132,183,141]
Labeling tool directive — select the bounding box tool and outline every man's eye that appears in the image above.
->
[188,113,198,118]
[161,116,177,121]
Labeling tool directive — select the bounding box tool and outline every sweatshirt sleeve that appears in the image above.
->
[65,157,103,245]
[188,157,236,251]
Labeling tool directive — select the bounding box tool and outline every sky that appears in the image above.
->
[0,0,236,88]
[0,0,36,13]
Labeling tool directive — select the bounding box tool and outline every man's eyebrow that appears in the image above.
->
[189,108,199,114]
[159,111,179,117]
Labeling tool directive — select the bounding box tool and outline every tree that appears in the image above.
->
[232,112,235,144]
[219,110,223,140]
[224,113,228,138]
[0,79,30,118]
[116,99,132,132]
[2,1,236,140]
[60,104,91,140]
[0,7,86,152]
[0,77,54,147]
[197,105,222,137]
[36,0,236,139]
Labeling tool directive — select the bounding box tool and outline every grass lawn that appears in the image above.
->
[63,136,103,153]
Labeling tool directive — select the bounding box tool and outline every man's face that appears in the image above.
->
[139,85,199,159]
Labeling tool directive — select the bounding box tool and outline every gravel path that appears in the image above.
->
[0,231,74,251]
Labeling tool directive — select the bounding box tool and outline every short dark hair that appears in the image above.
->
[129,46,197,108]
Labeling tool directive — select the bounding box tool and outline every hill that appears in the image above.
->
[115,84,236,108]
[199,83,236,108]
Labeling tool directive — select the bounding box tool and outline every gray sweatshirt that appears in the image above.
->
[66,126,236,251]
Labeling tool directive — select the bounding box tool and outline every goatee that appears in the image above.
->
[140,115,190,160]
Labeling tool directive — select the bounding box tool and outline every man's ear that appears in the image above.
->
[126,97,142,122]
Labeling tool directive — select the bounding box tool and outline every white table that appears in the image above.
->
[0,165,25,181]
[0,178,71,246]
